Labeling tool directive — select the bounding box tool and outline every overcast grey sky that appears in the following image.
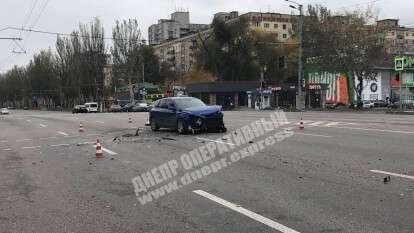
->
[0,0,412,72]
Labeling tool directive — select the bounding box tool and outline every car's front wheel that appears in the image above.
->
[150,118,159,131]
[177,119,188,134]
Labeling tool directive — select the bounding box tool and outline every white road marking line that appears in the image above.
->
[324,122,340,127]
[16,139,33,142]
[309,121,325,126]
[57,131,69,136]
[370,170,414,181]
[93,145,118,155]
[78,141,95,145]
[50,144,70,147]
[22,146,41,149]
[96,121,105,124]
[86,133,99,136]
[40,136,57,140]
[295,132,333,138]
[0,140,8,143]
[102,147,118,155]
[196,137,236,146]
[39,124,47,128]
[328,126,414,134]
[3,148,12,151]
[193,190,300,233]
[16,117,23,120]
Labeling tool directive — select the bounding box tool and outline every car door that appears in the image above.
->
[153,99,168,127]
[163,99,178,128]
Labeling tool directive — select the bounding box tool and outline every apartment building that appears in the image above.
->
[152,11,298,76]
[378,19,414,55]
[148,11,209,46]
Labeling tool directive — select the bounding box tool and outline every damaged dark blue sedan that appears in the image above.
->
[149,97,226,134]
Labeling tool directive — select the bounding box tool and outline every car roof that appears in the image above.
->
[164,97,194,100]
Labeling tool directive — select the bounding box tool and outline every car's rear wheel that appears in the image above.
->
[150,118,159,131]
[177,119,188,134]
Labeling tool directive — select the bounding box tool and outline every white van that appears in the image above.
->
[84,102,99,113]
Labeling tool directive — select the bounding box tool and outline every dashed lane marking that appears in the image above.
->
[324,122,340,127]
[370,170,414,181]
[57,131,69,136]
[308,121,325,126]
[26,120,32,123]
[22,146,41,150]
[2,148,12,151]
[16,139,33,142]
[96,121,105,124]
[50,144,70,147]
[39,124,47,128]
[40,137,57,140]
[86,133,99,136]
[193,190,301,233]
[0,140,8,143]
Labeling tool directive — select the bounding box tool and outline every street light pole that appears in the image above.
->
[285,0,304,110]
[298,4,304,106]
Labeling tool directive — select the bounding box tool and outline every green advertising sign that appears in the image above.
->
[395,56,414,71]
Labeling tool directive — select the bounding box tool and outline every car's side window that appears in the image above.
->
[159,99,167,109]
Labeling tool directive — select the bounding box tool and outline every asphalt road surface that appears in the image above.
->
[0,110,413,233]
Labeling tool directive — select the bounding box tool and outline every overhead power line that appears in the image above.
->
[0,27,146,42]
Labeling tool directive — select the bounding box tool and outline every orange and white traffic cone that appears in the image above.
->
[299,117,304,130]
[128,116,133,124]
[95,139,103,158]
[79,122,84,133]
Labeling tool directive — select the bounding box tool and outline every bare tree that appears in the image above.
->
[303,5,388,107]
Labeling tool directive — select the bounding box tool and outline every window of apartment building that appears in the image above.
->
[264,23,269,28]
[283,34,287,39]
[255,21,260,27]
[282,24,287,30]
[274,24,278,29]
[391,32,395,36]
[412,32,414,37]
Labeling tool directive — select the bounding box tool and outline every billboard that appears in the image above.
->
[355,73,382,101]
[307,71,350,104]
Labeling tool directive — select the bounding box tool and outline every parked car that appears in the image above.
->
[84,102,99,113]
[149,97,226,134]
[327,102,346,109]
[372,100,387,108]
[131,102,149,112]
[72,105,88,114]
[121,103,134,112]
[362,101,374,109]
[7,106,16,110]
[109,104,122,112]
[1,108,10,115]
[147,100,160,111]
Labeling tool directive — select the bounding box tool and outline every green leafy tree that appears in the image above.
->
[195,17,258,81]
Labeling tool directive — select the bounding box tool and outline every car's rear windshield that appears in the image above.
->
[174,98,206,109]
[90,104,98,108]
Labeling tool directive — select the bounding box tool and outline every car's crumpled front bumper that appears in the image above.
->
[186,112,225,132]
